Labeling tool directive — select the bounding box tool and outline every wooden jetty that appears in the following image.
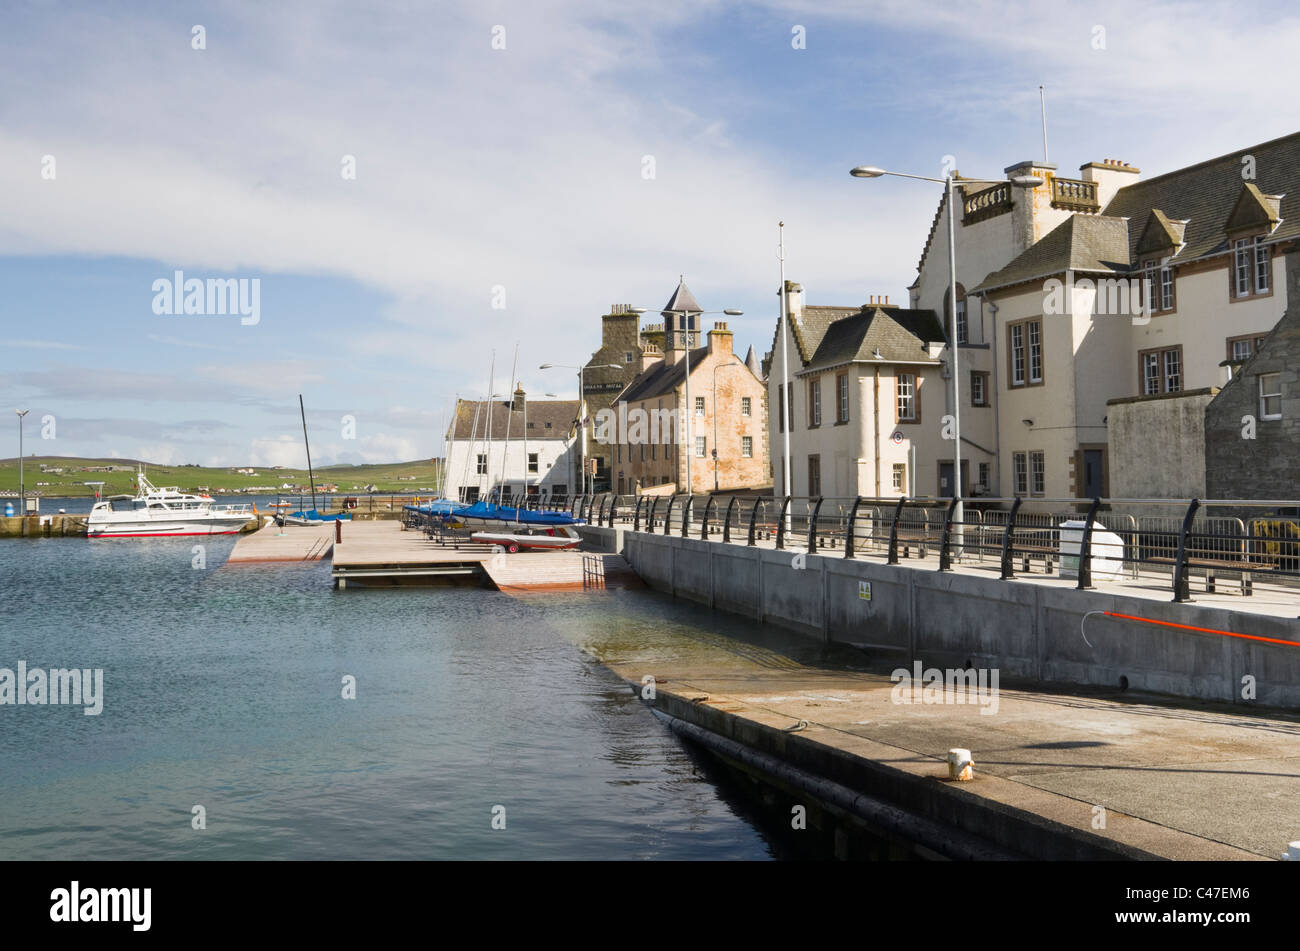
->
[227,521,334,563]
[326,519,640,590]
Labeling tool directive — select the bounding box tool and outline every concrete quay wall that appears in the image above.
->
[624,532,1300,708]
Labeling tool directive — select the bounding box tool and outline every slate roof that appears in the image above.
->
[801,306,945,372]
[615,347,763,404]
[661,277,701,319]
[974,215,1132,292]
[975,130,1300,294]
[448,397,578,440]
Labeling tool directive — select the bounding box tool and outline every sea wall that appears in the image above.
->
[623,532,1300,708]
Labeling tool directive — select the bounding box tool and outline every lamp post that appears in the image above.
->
[15,410,29,515]
[629,306,742,495]
[540,362,621,499]
[711,360,747,493]
[849,166,1040,554]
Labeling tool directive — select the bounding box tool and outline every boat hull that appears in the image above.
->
[471,530,581,551]
[87,514,253,537]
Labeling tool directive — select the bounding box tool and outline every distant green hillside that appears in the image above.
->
[0,456,444,497]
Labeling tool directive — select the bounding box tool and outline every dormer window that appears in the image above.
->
[1233,236,1270,298]
[1142,257,1175,312]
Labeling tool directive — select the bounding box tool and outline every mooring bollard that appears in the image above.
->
[947,748,974,781]
[335,520,342,545]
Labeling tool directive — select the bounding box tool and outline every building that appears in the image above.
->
[766,289,948,498]
[974,133,1299,498]
[609,279,769,495]
[576,304,662,492]
[443,388,580,503]
[1204,247,1300,500]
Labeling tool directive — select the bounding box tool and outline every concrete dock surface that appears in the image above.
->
[594,635,1295,859]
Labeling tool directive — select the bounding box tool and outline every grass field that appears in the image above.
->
[0,456,445,497]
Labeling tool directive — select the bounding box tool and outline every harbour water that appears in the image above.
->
[0,534,845,860]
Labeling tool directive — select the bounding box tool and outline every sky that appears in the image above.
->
[2,0,1298,467]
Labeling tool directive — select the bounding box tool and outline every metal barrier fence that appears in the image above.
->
[586,494,1300,603]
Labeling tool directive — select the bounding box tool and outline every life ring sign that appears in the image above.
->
[891,430,904,445]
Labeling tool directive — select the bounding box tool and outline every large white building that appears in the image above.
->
[768,131,1299,501]
[443,388,580,503]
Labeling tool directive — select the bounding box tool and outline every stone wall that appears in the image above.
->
[1106,389,1216,498]
[1205,247,1300,499]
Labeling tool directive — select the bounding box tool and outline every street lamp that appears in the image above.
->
[629,306,742,495]
[711,360,748,493]
[540,362,621,498]
[15,410,29,515]
[850,166,1040,555]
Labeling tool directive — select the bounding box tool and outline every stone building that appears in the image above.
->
[608,280,769,495]
[1204,247,1300,500]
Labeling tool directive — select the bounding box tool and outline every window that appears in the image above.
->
[1010,324,1025,386]
[1142,259,1176,313]
[741,436,753,458]
[741,396,752,417]
[892,463,906,492]
[786,382,794,431]
[896,373,917,421]
[1028,321,1042,383]
[695,396,705,416]
[527,453,539,474]
[945,283,968,344]
[1030,451,1045,495]
[971,371,988,407]
[476,453,487,475]
[1259,373,1282,420]
[955,298,967,345]
[1139,346,1182,394]
[809,378,821,427]
[651,440,656,460]
[808,454,821,496]
[1234,237,1271,298]
[625,351,635,363]
[777,385,785,433]
[1007,319,1042,387]
[1013,452,1028,496]
[1227,334,1269,364]
[978,462,990,491]
[695,436,706,458]
[836,373,849,423]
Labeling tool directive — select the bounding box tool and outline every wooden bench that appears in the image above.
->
[1146,555,1269,596]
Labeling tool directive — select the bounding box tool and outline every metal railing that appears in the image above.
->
[617,494,1300,603]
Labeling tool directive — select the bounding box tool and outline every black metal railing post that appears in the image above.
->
[1000,497,1023,580]
[808,497,825,554]
[648,497,660,533]
[775,496,792,550]
[747,498,762,547]
[723,497,738,544]
[663,496,676,536]
[844,497,863,559]
[701,496,716,539]
[606,496,617,527]
[938,496,960,571]
[887,497,906,565]
[1173,498,1201,602]
[681,496,692,538]
[1077,497,1102,590]
[633,496,644,532]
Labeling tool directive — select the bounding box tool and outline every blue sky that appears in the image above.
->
[3,0,1298,465]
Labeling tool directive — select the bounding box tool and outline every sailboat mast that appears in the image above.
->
[497,343,519,505]
[485,352,495,502]
[299,394,317,512]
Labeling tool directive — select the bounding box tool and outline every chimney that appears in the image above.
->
[707,321,733,355]
[1003,159,1057,251]
[781,280,804,320]
[1078,158,1141,209]
[640,342,663,372]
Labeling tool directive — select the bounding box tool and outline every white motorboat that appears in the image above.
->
[87,470,256,538]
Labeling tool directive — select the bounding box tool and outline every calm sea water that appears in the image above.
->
[0,535,817,860]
